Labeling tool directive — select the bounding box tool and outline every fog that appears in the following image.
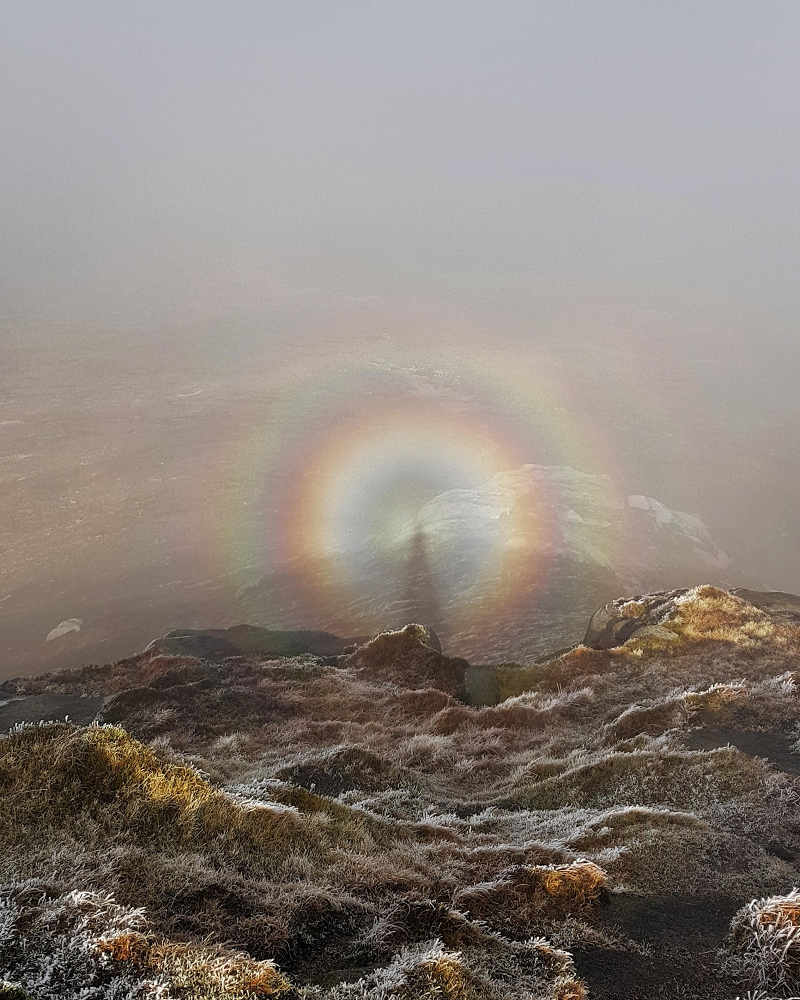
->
[2,2,799,676]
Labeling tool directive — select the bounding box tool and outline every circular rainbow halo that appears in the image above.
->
[292,401,524,566]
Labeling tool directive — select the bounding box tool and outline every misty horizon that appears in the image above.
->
[2,2,800,677]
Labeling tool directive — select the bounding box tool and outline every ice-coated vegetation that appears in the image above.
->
[2,587,800,997]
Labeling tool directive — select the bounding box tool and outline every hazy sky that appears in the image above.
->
[2,1,798,339]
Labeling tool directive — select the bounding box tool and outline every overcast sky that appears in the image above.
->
[2,1,798,344]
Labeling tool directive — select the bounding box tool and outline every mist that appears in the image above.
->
[2,2,799,676]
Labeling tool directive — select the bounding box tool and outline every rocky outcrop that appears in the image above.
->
[146,624,368,662]
[241,465,746,664]
[4,583,800,999]
[584,590,687,649]
[583,586,800,650]
[731,589,800,624]
[343,623,466,696]
[404,466,734,587]
[0,693,106,732]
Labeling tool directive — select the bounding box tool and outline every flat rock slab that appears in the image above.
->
[731,589,800,624]
[0,694,106,731]
[148,624,368,662]
[685,727,800,776]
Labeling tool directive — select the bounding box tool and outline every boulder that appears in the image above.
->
[0,694,107,732]
[731,589,800,625]
[583,586,800,650]
[583,590,687,650]
[146,624,368,662]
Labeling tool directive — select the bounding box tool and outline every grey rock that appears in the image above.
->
[584,586,800,651]
[146,624,369,662]
[0,694,107,732]
[731,589,800,624]
[584,589,688,650]
[240,465,748,666]
[584,606,616,649]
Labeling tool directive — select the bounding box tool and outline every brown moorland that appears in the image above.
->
[1,588,800,999]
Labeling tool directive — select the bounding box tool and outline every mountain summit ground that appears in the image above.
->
[2,586,800,998]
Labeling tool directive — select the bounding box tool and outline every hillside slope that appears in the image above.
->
[2,587,800,998]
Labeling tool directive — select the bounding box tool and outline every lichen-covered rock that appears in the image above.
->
[583,590,686,649]
[585,586,800,651]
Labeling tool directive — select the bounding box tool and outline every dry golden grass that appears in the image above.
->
[728,890,800,992]
[487,645,616,703]
[552,982,588,1000]
[454,860,608,935]
[667,586,800,650]
[4,587,800,998]
[98,932,292,999]
[95,931,150,964]
[397,948,480,1000]
[147,942,291,999]
[0,723,302,854]
[541,860,608,910]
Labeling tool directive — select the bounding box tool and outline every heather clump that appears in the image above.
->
[455,861,608,936]
[3,587,800,997]
[667,586,800,651]
[344,624,468,696]
[0,882,295,999]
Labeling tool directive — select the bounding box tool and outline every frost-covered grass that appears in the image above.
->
[728,891,800,995]
[2,587,800,996]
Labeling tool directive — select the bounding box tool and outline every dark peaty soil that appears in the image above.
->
[685,727,800,777]
[574,892,744,999]
[0,693,106,731]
